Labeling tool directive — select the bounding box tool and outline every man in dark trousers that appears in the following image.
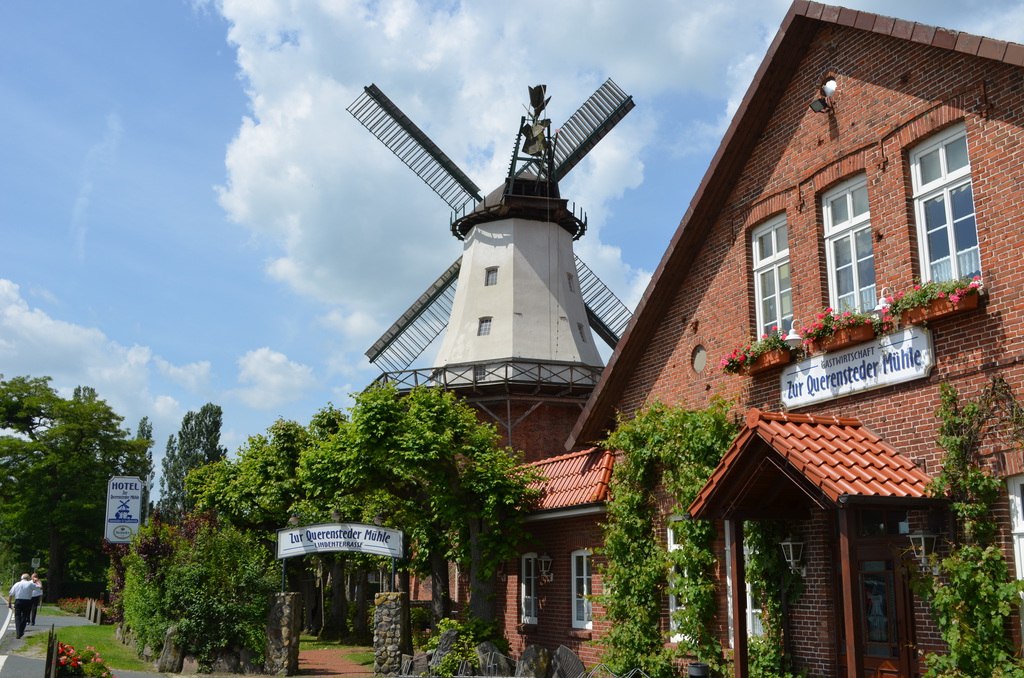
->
[6,573,42,639]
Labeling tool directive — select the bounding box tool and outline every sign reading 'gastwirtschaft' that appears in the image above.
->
[276,522,404,560]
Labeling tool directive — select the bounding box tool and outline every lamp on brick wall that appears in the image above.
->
[872,286,894,319]
[809,76,838,114]
[538,553,553,580]
[779,536,806,576]
[784,324,803,350]
[908,529,938,574]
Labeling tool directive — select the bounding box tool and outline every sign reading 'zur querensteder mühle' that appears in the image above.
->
[276,522,404,560]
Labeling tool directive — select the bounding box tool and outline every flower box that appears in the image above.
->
[742,348,793,375]
[900,292,979,326]
[812,323,875,353]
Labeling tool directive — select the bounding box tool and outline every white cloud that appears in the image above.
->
[156,358,213,392]
[231,347,317,409]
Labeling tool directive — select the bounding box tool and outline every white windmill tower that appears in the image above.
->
[348,82,634,458]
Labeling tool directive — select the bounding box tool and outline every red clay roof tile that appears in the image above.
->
[527,447,615,511]
[688,409,933,520]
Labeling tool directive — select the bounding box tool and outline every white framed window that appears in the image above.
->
[1008,476,1024,582]
[571,549,592,629]
[667,518,685,643]
[724,522,764,646]
[824,176,875,312]
[485,267,498,286]
[752,215,792,336]
[911,124,981,282]
[521,552,539,624]
[477,317,492,336]
[567,273,576,293]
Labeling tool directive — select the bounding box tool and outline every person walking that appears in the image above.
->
[29,573,43,625]
[6,573,42,639]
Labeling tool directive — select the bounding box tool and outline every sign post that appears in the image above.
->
[105,476,144,543]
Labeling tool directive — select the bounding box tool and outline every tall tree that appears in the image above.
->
[0,376,150,600]
[159,403,226,518]
[133,416,155,520]
[305,384,541,622]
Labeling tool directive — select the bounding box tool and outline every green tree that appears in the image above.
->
[0,375,150,599]
[133,416,155,519]
[159,403,227,518]
[302,384,541,623]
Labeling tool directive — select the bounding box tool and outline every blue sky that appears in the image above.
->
[3,0,1024,489]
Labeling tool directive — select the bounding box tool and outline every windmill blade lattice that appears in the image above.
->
[552,79,635,182]
[575,255,632,349]
[347,85,484,212]
[365,258,462,372]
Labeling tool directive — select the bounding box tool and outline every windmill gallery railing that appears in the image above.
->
[376,359,603,396]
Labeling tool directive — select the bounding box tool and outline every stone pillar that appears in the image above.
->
[265,592,303,676]
[373,592,411,676]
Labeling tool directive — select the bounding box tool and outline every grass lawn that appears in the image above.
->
[299,635,374,666]
[21,624,154,672]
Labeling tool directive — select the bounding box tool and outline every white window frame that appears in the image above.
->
[1008,476,1024,581]
[521,552,539,624]
[911,123,981,282]
[667,518,685,643]
[571,549,593,629]
[823,175,875,312]
[485,267,498,286]
[724,522,764,645]
[477,317,492,336]
[752,215,792,337]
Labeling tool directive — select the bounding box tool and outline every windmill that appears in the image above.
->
[348,80,634,380]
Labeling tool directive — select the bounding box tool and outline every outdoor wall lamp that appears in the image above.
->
[779,536,806,576]
[288,513,300,526]
[538,553,553,580]
[330,508,342,522]
[908,529,939,574]
[872,286,894,319]
[784,325,803,350]
[809,76,838,114]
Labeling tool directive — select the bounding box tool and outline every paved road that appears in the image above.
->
[0,609,170,678]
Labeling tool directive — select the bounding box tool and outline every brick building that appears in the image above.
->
[496,2,1024,677]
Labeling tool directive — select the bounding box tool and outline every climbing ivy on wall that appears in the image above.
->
[599,398,736,677]
[744,521,804,678]
[914,377,1024,678]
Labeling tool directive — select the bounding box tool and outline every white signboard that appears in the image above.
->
[276,522,404,560]
[105,476,144,543]
[780,326,934,408]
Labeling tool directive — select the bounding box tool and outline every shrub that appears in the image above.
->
[119,513,278,669]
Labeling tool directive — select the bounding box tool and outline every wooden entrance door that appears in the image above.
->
[857,544,915,678]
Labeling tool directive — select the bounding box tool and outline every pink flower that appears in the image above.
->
[950,294,961,303]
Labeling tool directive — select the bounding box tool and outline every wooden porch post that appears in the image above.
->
[838,508,862,677]
[728,518,748,678]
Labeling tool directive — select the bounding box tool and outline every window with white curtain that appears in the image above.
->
[521,552,538,624]
[571,549,592,629]
[752,215,792,337]
[911,124,981,282]
[824,176,875,312]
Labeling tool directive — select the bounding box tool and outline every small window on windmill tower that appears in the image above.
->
[567,273,575,293]
[485,267,498,286]
[478,317,492,336]
[577,323,587,342]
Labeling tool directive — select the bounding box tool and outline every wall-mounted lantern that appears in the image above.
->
[908,529,938,574]
[779,536,806,576]
[538,553,553,581]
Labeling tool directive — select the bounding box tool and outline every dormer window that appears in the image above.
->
[478,317,492,336]
[485,267,498,286]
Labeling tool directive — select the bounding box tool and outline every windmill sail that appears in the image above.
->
[347,85,484,212]
[575,255,632,348]
[365,258,462,373]
[552,79,635,182]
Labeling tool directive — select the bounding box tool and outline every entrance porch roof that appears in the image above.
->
[688,409,937,521]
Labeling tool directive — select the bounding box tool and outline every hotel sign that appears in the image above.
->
[780,326,934,408]
[276,522,404,560]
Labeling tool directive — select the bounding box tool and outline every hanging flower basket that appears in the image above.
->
[900,292,979,326]
[742,348,793,375]
[812,323,876,353]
